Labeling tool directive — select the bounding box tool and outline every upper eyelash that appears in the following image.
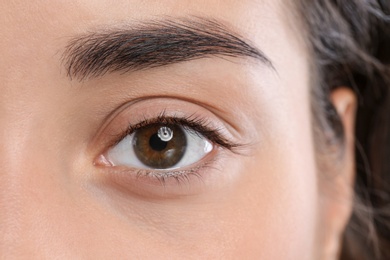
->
[112,112,242,151]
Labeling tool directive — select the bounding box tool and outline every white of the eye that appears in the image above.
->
[106,127,213,169]
[173,131,213,168]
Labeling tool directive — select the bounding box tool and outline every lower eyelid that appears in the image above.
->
[108,147,218,184]
[95,149,224,198]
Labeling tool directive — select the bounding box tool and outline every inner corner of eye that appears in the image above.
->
[94,154,113,167]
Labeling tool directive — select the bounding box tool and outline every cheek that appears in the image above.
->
[238,145,319,259]
[234,44,319,259]
[222,114,319,260]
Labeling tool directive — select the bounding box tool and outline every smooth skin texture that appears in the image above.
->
[0,1,356,259]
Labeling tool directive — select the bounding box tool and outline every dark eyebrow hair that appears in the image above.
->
[63,18,274,80]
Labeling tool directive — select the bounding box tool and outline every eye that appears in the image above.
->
[105,123,213,170]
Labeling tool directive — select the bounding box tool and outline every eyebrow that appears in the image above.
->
[63,18,274,80]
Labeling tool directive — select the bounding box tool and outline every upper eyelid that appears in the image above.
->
[111,114,240,151]
[91,95,243,144]
[89,97,248,159]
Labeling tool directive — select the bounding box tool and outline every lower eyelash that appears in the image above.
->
[134,156,219,187]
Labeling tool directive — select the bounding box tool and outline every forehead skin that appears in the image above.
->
[0,1,318,259]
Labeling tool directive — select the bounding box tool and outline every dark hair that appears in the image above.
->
[297,1,390,259]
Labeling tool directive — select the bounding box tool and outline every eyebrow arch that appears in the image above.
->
[63,17,274,80]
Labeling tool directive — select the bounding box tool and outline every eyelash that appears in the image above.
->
[132,158,218,186]
[106,112,241,185]
[112,112,239,149]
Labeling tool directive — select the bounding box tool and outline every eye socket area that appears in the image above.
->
[90,99,245,197]
[103,123,214,171]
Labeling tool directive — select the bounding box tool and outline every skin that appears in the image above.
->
[0,0,356,259]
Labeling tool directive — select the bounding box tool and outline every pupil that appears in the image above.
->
[149,133,168,151]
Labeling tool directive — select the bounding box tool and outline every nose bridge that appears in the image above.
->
[0,14,74,256]
[0,109,58,256]
[0,161,29,255]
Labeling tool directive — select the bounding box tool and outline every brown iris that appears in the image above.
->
[133,124,187,169]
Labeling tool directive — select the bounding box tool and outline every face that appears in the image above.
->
[0,1,352,259]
